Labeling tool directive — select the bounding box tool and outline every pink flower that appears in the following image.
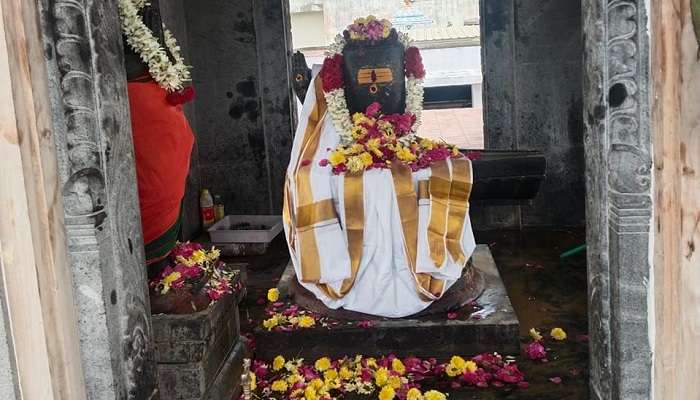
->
[357,320,374,328]
[447,312,459,320]
[365,102,382,118]
[466,150,482,161]
[319,159,329,167]
[525,341,548,361]
[549,376,562,384]
[517,381,530,389]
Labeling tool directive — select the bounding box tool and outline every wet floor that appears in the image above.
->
[233,228,589,399]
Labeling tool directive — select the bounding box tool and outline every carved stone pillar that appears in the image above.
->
[583,1,653,399]
[37,0,158,398]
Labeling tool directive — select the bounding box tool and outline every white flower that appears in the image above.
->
[118,0,191,92]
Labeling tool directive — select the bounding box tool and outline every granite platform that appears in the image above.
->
[254,245,520,360]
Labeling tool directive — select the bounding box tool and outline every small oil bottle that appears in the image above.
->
[200,189,215,229]
[213,194,225,222]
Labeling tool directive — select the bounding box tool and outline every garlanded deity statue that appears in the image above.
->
[118,0,195,275]
[283,16,476,317]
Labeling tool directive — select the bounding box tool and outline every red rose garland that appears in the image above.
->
[321,54,344,92]
[404,46,426,79]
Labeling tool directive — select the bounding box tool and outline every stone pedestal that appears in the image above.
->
[152,273,246,400]
[254,245,519,360]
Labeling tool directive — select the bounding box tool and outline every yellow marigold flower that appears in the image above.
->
[445,363,462,377]
[452,146,462,156]
[551,327,567,341]
[287,373,301,384]
[350,143,365,154]
[352,112,365,123]
[339,366,354,380]
[304,385,318,400]
[374,367,389,387]
[191,249,207,264]
[355,17,367,25]
[324,368,338,381]
[207,247,221,261]
[351,125,368,139]
[347,156,365,173]
[262,315,279,330]
[271,379,288,392]
[379,385,396,400]
[529,328,543,341]
[420,138,435,150]
[290,388,303,398]
[328,150,347,166]
[424,390,447,400]
[310,378,325,389]
[388,375,402,389]
[366,357,378,368]
[297,315,315,328]
[250,373,257,390]
[465,360,478,374]
[359,152,373,167]
[392,358,406,375]
[396,146,417,162]
[407,388,423,400]
[272,355,285,371]
[175,255,196,267]
[267,288,279,302]
[160,271,182,294]
[315,357,332,372]
[450,355,467,371]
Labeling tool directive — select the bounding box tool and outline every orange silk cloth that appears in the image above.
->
[127,81,194,247]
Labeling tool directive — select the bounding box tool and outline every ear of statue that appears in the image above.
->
[291,51,312,103]
[123,0,172,81]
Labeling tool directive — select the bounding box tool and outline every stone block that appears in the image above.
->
[254,246,519,360]
[153,272,245,399]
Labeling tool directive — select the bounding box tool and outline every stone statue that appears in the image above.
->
[283,17,478,318]
[119,0,195,276]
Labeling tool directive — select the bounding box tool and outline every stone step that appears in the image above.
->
[254,246,519,361]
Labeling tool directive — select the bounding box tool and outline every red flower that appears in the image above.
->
[166,86,195,105]
[321,54,345,92]
[405,47,426,79]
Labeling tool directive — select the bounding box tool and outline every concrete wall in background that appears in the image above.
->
[479,0,584,227]
[161,0,295,237]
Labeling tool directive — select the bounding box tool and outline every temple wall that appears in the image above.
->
[479,0,584,228]
[160,0,295,237]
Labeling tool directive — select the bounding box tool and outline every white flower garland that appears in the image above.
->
[118,0,191,92]
[324,33,424,145]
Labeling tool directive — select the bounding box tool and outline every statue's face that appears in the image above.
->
[342,40,406,115]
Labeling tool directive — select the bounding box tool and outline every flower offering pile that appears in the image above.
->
[150,241,237,306]
[242,352,527,400]
[320,102,463,174]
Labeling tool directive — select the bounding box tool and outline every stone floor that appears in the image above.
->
[421,108,485,149]
[232,228,588,399]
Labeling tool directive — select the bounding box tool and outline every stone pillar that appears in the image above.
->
[254,0,296,213]
[583,1,653,399]
[38,0,158,398]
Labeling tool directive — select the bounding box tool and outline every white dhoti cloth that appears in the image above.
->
[283,74,476,318]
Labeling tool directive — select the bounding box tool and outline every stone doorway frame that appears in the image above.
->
[0,0,661,399]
